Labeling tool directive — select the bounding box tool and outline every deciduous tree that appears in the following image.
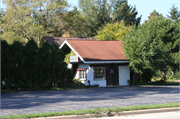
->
[123,16,179,83]
[1,0,68,44]
[94,20,130,40]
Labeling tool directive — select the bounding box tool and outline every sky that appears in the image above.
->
[0,0,180,24]
[68,0,180,23]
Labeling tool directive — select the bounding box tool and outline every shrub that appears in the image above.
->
[174,70,180,80]
[1,39,74,90]
[73,78,85,87]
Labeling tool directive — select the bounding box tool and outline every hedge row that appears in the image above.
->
[1,40,73,90]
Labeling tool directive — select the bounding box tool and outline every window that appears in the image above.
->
[94,67,105,80]
[79,70,86,80]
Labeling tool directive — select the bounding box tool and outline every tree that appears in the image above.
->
[112,0,141,26]
[78,0,141,37]
[78,0,112,36]
[0,8,5,23]
[148,10,161,19]
[61,7,92,37]
[94,20,131,40]
[123,16,179,83]
[167,5,180,23]
[1,0,69,44]
[0,8,5,35]
[1,39,73,89]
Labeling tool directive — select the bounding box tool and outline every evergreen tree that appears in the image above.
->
[78,0,141,36]
[112,0,141,26]
[61,7,92,37]
[148,10,161,19]
[78,0,112,36]
[167,5,180,23]
[1,39,73,89]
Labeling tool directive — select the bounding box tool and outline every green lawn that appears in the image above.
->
[1,102,180,119]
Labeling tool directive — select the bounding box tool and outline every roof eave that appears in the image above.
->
[59,40,86,63]
[84,60,129,64]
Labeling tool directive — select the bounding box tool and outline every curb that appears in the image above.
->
[32,107,180,119]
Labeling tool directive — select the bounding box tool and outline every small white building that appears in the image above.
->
[60,40,130,87]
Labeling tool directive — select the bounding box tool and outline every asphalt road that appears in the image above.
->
[1,85,180,116]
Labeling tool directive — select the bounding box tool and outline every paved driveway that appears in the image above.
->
[1,85,180,116]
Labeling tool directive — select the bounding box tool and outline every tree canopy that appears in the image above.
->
[94,20,131,41]
[167,5,180,23]
[123,16,179,82]
[148,10,161,19]
[0,0,77,44]
[78,0,112,36]
[0,0,142,42]
[78,0,141,36]
[112,0,141,26]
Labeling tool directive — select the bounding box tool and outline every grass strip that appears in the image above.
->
[1,102,180,119]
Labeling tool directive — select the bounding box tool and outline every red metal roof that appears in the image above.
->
[66,40,127,61]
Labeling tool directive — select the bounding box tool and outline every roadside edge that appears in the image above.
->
[32,107,180,119]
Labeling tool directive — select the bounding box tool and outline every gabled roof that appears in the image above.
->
[43,37,97,47]
[60,40,128,63]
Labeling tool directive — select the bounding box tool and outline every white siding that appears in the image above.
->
[74,64,106,87]
[119,66,130,86]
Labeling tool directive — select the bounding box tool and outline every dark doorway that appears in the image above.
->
[106,65,119,86]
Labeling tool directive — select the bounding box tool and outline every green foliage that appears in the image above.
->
[64,51,76,64]
[1,0,69,44]
[60,7,92,37]
[165,69,179,81]
[78,0,141,37]
[145,16,180,69]
[174,70,180,80]
[1,39,74,90]
[167,5,180,23]
[78,0,112,37]
[123,25,167,75]
[1,0,142,39]
[112,0,141,26]
[148,10,161,19]
[73,78,86,87]
[127,79,131,85]
[123,16,179,82]
[0,8,5,30]
[1,40,10,85]
[94,20,130,40]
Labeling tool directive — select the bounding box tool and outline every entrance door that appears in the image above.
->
[106,65,119,86]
